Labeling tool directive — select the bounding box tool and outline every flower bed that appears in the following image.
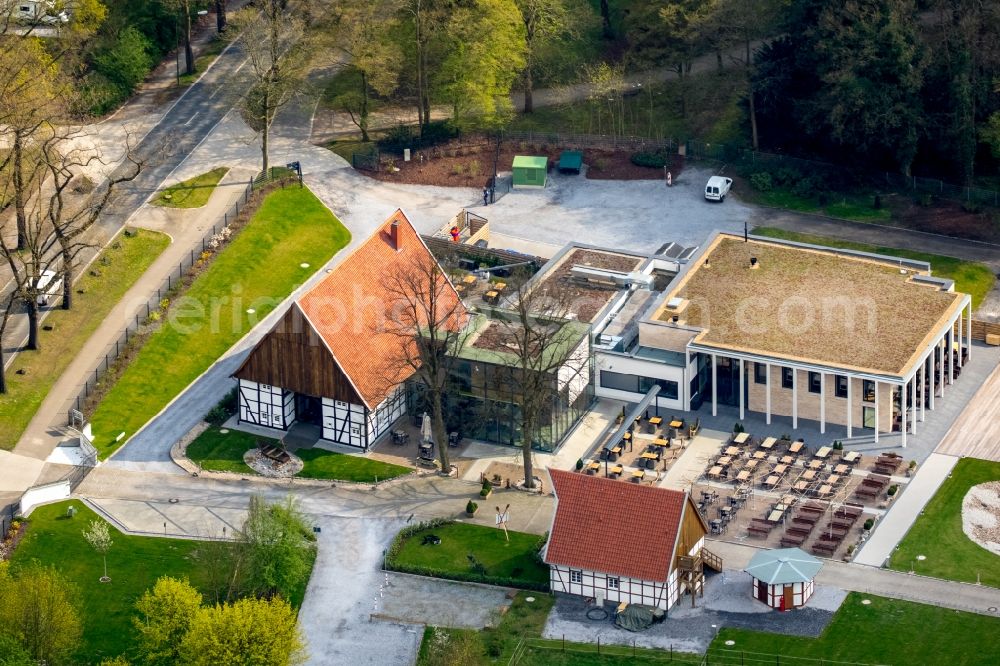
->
[0,519,27,561]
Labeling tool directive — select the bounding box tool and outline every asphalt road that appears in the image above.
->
[2,39,253,368]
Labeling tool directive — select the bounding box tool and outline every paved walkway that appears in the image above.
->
[935,361,1000,462]
[12,169,255,463]
[707,539,1000,616]
[854,453,959,567]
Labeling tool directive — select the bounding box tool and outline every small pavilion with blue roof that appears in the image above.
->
[745,547,823,610]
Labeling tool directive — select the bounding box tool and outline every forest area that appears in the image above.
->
[323,0,1000,186]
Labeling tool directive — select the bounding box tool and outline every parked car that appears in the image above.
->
[704,176,733,202]
[35,269,62,306]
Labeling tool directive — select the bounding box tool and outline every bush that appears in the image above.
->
[749,172,773,192]
[773,167,802,186]
[630,150,670,169]
[92,27,155,98]
[205,387,238,426]
[863,518,875,531]
[961,200,982,214]
[575,458,584,471]
[466,500,478,514]
[378,120,460,152]
[887,484,899,496]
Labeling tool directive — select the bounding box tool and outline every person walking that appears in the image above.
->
[483,188,490,206]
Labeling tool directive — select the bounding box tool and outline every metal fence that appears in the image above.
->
[68,177,258,421]
[503,130,677,153]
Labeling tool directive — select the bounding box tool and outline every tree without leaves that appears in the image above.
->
[0,562,82,666]
[231,0,307,175]
[382,244,469,474]
[488,274,589,488]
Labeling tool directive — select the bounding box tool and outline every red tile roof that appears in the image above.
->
[297,210,464,408]
[545,469,693,582]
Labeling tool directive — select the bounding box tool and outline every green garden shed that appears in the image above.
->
[558,150,583,174]
[512,155,548,189]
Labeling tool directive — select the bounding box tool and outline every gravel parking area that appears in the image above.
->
[542,571,847,654]
[378,572,513,628]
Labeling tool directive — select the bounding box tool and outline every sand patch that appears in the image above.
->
[961,481,1000,556]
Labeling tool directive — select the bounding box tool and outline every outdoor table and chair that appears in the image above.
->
[702,490,719,504]
[762,475,780,489]
[609,464,624,478]
[789,441,804,454]
[766,507,786,523]
[793,480,809,493]
[834,464,850,475]
[744,459,760,471]
[808,459,825,470]
[802,469,818,481]
[391,429,409,445]
[483,290,500,305]
[752,451,767,460]
[640,452,659,469]
[815,446,832,459]
[725,446,741,456]
[653,437,669,448]
[733,432,750,445]
[586,461,600,475]
[708,465,725,479]
[815,484,833,498]
[760,436,778,450]
[735,469,751,483]
[773,463,788,475]
[647,416,662,433]
[720,505,733,519]
[826,474,842,486]
[669,419,684,430]
[843,451,861,463]
[632,469,646,482]
[717,455,733,466]
[454,284,465,294]
[462,274,477,285]
[780,455,794,465]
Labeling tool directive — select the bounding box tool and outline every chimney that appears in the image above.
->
[390,220,402,250]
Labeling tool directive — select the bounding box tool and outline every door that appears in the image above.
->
[295,394,322,426]
[756,579,768,603]
[783,585,794,610]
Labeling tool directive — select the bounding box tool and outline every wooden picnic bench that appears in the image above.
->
[786,525,813,537]
[793,513,819,526]
[259,443,291,464]
[811,541,837,555]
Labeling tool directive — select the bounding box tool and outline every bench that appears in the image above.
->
[780,534,807,547]
[748,525,772,538]
[416,456,438,469]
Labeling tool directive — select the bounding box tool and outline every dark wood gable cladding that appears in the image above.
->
[233,304,365,406]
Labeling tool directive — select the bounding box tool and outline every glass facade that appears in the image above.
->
[407,341,594,452]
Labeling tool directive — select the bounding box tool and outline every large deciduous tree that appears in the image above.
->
[232,0,306,175]
[133,577,204,666]
[382,245,468,474]
[238,495,316,601]
[179,596,306,666]
[515,0,577,113]
[330,0,404,142]
[0,563,82,666]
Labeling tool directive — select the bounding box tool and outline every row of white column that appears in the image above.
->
[706,302,972,447]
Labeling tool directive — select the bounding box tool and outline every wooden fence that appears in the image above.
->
[971,319,1000,343]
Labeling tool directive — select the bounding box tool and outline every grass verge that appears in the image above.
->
[186,426,412,482]
[0,229,169,450]
[177,34,232,87]
[89,186,350,456]
[152,167,230,208]
[388,520,549,590]
[711,593,1000,666]
[752,227,996,309]
[889,457,1000,587]
[746,188,893,223]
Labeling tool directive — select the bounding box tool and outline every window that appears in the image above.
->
[863,406,876,428]
[863,380,875,402]
[835,375,848,399]
[607,576,620,589]
[601,372,678,400]
[570,570,583,584]
[808,372,822,394]
[600,370,637,393]
[781,367,794,389]
[754,363,767,385]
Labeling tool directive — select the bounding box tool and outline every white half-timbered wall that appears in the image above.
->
[322,398,368,448]
[549,565,681,611]
[751,578,815,609]
[367,385,406,446]
[238,380,293,430]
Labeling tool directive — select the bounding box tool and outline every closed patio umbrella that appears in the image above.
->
[421,412,433,443]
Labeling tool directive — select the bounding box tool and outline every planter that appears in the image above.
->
[479,489,493,499]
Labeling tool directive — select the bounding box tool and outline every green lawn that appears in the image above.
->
[752,227,996,309]
[748,188,893,223]
[186,426,412,482]
[393,522,549,587]
[11,501,217,664]
[0,229,169,450]
[889,457,1000,586]
[711,593,1000,666]
[89,186,350,456]
[152,167,230,208]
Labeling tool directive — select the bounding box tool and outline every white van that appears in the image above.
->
[704,176,733,202]
[35,270,62,306]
